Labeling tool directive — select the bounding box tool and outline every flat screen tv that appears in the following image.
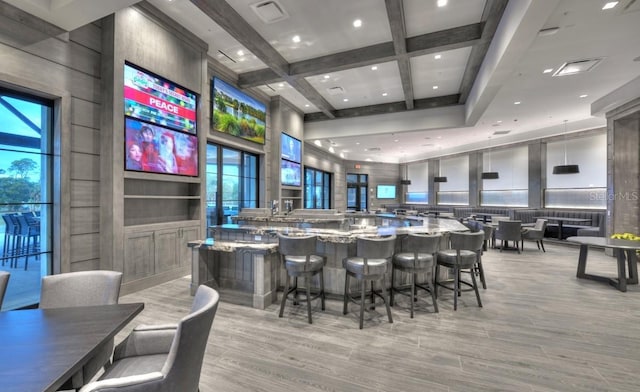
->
[281,132,301,163]
[124,62,197,134]
[376,184,397,199]
[212,77,266,144]
[281,159,301,187]
[125,117,198,176]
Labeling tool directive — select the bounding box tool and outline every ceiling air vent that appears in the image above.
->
[366,147,381,152]
[250,1,289,24]
[553,58,602,77]
[493,130,510,135]
[327,86,345,95]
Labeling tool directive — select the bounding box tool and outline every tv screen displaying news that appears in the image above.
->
[376,184,397,199]
[124,62,197,134]
[212,77,266,144]
[281,159,301,187]
[281,132,301,163]
[125,117,198,177]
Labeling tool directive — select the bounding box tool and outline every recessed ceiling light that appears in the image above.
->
[314,140,322,146]
[343,98,349,102]
[371,65,378,71]
[394,139,399,142]
[543,68,553,74]
[382,92,388,96]
[366,158,372,162]
[340,153,345,158]
[437,0,448,7]
[579,94,588,98]
[433,85,439,90]
[304,104,310,107]
[329,146,335,153]
[353,19,362,28]
[292,35,300,43]
[514,101,521,105]
[602,1,618,10]
[278,83,284,87]
[497,120,503,123]
[236,50,244,56]
[356,142,360,145]
[434,54,441,60]
[324,75,330,79]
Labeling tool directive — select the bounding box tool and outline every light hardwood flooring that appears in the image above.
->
[119,242,640,392]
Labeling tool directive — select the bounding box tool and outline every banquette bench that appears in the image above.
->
[512,209,605,239]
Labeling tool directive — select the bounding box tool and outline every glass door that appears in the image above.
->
[346,173,368,211]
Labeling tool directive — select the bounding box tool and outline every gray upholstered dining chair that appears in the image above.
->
[494,220,523,253]
[521,219,548,252]
[277,233,326,324]
[78,285,220,392]
[40,270,123,390]
[435,231,484,311]
[343,235,396,329]
[0,271,9,310]
[390,233,440,318]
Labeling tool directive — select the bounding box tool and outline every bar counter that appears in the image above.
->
[191,216,469,309]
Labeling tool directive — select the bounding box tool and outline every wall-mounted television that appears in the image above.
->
[376,184,397,199]
[212,77,266,144]
[124,62,197,134]
[281,159,301,187]
[281,132,301,163]
[125,117,198,176]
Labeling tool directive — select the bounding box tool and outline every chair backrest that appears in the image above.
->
[39,271,123,309]
[0,271,9,310]
[277,234,317,258]
[357,235,396,260]
[534,218,547,231]
[497,220,522,241]
[402,233,440,255]
[2,214,18,234]
[162,285,219,391]
[449,231,484,252]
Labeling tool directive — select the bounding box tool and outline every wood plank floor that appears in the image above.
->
[119,242,640,392]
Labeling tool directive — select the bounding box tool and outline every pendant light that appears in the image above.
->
[481,136,499,179]
[434,159,447,182]
[400,163,411,185]
[552,120,580,175]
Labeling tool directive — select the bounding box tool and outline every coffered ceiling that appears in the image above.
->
[7,0,640,163]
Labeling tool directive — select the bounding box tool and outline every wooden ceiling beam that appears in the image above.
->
[385,0,414,110]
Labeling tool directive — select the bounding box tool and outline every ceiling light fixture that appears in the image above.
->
[324,75,330,79]
[434,160,447,183]
[602,1,618,10]
[514,101,521,105]
[434,54,441,59]
[382,92,388,96]
[482,137,499,180]
[343,98,349,102]
[371,65,378,70]
[543,68,553,74]
[437,0,448,7]
[579,94,588,98]
[433,85,439,89]
[292,35,300,43]
[329,146,335,153]
[353,19,362,28]
[304,104,310,107]
[553,58,602,77]
[340,153,345,158]
[552,120,580,175]
[237,50,244,56]
[314,140,322,147]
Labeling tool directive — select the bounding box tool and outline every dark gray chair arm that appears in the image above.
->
[113,324,178,360]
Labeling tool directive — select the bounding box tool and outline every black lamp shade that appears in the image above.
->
[400,179,412,185]
[552,164,580,174]
[481,171,499,179]
[434,176,448,183]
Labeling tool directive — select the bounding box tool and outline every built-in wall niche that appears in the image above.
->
[123,178,200,226]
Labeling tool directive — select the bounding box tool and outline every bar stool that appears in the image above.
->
[390,233,440,318]
[435,231,484,311]
[277,233,326,324]
[343,235,396,329]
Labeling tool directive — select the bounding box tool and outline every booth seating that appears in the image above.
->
[512,209,605,239]
[453,207,514,221]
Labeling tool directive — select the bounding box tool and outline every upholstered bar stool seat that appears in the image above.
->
[390,234,440,318]
[278,234,326,324]
[343,235,396,329]
[435,231,484,311]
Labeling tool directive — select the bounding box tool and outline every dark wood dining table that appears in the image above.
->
[567,236,640,292]
[535,216,592,240]
[0,302,144,392]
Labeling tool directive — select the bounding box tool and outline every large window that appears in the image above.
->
[304,167,331,209]
[0,87,53,310]
[206,143,258,227]
[347,173,368,211]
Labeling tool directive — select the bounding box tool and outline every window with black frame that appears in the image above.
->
[0,87,53,309]
[206,143,258,226]
[304,167,331,209]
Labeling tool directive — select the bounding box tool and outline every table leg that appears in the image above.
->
[614,250,627,292]
[577,244,589,278]
[626,250,639,285]
[557,221,564,240]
